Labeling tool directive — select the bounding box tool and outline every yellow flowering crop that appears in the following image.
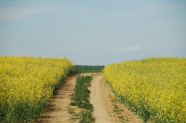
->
[103,57,186,123]
[0,56,73,123]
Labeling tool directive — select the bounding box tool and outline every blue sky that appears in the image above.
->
[0,0,186,65]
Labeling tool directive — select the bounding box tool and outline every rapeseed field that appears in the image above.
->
[103,57,186,123]
[0,56,73,123]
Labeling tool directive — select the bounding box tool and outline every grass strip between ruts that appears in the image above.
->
[69,75,95,123]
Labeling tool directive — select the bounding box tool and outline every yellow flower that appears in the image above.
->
[0,56,73,122]
[103,57,186,123]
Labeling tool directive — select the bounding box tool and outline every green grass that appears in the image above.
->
[70,65,104,74]
[79,110,95,123]
[68,109,95,123]
[69,75,95,122]
[70,76,93,110]
[70,102,93,110]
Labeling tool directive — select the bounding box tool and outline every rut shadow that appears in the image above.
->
[36,75,77,123]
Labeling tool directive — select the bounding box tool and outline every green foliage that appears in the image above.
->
[70,102,93,110]
[68,109,95,123]
[69,75,95,122]
[70,65,104,74]
[70,76,93,110]
[79,110,95,123]
[71,76,92,102]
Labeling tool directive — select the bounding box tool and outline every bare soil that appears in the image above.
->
[89,73,143,123]
[38,73,143,123]
[37,75,77,123]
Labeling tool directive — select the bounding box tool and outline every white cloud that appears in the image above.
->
[110,46,142,52]
[0,8,43,21]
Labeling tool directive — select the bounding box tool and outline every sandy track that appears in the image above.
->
[90,73,113,122]
[38,73,142,123]
[89,73,143,123]
[37,75,77,123]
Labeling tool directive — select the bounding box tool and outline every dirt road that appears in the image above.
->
[38,73,142,123]
[90,73,142,123]
[38,75,77,123]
